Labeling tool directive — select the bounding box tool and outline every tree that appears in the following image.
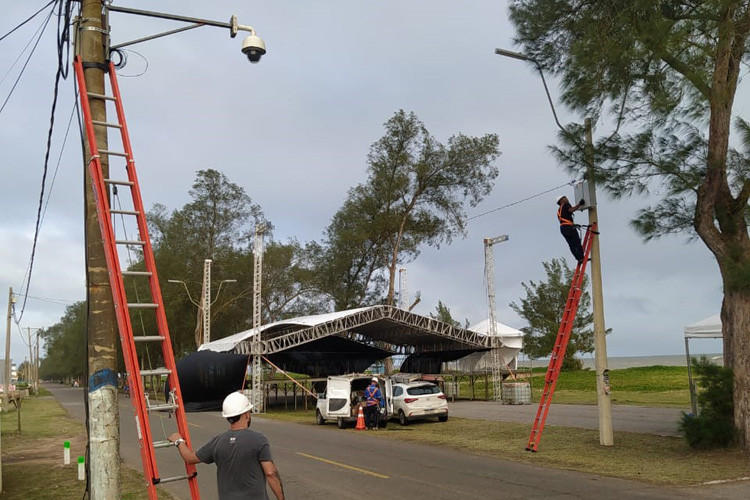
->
[429,300,469,328]
[509,0,750,448]
[325,110,501,306]
[39,302,87,381]
[510,259,594,371]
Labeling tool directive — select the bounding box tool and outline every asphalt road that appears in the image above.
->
[448,400,684,436]
[48,385,746,500]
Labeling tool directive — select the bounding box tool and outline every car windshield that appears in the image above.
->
[406,385,441,396]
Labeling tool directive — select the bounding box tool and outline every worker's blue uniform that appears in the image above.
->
[364,382,383,430]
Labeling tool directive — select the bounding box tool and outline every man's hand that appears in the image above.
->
[579,199,585,206]
[168,432,182,443]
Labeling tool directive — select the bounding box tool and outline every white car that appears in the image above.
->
[391,382,448,425]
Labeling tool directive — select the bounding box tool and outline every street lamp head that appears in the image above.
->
[241,32,266,63]
[494,47,532,62]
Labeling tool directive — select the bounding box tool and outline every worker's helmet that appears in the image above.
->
[371,377,378,382]
[555,194,567,205]
[222,391,253,418]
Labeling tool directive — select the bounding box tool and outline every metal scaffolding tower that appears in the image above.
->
[484,234,509,401]
[201,259,212,344]
[250,224,266,413]
[398,268,409,310]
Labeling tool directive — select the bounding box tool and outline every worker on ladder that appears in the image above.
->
[556,195,587,265]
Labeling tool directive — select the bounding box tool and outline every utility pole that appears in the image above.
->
[26,328,34,391]
[35,330,39,393]
[484,234,509,400]
[585,118,614,446]
[3,287,14,410]
[78,1,120,496]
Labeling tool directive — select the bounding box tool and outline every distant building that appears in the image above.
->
[0,359,17,389]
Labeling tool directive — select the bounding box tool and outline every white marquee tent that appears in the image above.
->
[684,314,722,413]
[450,319,524,372]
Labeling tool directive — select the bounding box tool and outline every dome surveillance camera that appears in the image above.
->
[241,34,266,64]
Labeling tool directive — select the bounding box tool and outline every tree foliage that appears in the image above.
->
[321,110,501,307]
[508,0,750,447]
[39,302,86,381]
[510,259,595,371]
[680,357,735,448]
[429,300,469,328]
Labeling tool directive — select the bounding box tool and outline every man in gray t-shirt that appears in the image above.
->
[169,392,285,500]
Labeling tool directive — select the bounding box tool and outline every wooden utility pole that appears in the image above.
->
[585,118,614,446]
[78,1,120,497]
[3,287,13,410]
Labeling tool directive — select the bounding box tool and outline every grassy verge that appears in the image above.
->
[1,394,175,499]
[260,409,750,486]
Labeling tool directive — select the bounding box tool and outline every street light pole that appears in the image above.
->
[495,48,613,446]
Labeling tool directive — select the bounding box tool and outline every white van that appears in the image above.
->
[315,374,392,429]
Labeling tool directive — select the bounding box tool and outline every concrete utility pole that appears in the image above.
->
[585,118,614,446]
[35,330,39,393]
[494,48,613,445]
[3,287,14,410]
[78,1,120,496]
[26,328,33,389]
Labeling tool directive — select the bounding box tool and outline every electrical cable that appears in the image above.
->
[14,0,73,323]
[0,11,51,88]
[0,4,56,117]
[40,101,78,228]
[0,0,56,43]
[465,180,577,222]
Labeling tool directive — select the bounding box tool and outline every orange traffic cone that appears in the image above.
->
[355,404,366,430]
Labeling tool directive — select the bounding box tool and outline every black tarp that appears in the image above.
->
[174,351,249,412]
[400,349,485,374]
[266,335,392,377]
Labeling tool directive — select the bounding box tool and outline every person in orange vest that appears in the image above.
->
[364,377,384,430]
[556,195,586,264]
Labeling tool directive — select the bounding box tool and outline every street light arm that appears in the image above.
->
[211,280,237,306]
[495,47,568,135]
[167,280,200,308]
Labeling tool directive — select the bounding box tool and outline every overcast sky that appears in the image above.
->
[1,0,733,367]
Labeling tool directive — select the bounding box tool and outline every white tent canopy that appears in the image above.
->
[683,313,722,414]
[684,314,722,339]
[451,319,524,372]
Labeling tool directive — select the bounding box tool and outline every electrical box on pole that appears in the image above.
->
[574,180,595,209]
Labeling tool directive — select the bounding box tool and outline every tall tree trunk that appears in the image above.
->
[721,289,750,449]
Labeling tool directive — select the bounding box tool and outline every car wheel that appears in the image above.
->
[438,415,448,422]
[398,410,409,426]
[316,410,325,425]
[337,417,346,429]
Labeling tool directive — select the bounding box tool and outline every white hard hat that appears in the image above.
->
[371,377,378,382]
[222,391,253,418]
[556,194,567,204]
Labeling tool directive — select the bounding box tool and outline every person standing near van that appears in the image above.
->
[169,392,285,500]
[364,377,383,430]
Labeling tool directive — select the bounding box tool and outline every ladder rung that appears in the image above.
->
[111,209,139,216]
[116,239,146,246]
[100,149,128,157]
[153,440,175,449]
[87,92,116,101]
[147,403,178,412]
[141,368,171,377]
[156,473,198,484]
[93,120,122,129]
[128,302,158,309]
[133,336,165,342]
[122,271,152,277]
[104,179,134,186]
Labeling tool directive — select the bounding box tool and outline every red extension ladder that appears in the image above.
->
[73,56,200,499]
[526,223,597,452]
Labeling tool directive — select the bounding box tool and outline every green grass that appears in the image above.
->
[446,366,692,407]
[1,392,176,499]
[259,409,750,485]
